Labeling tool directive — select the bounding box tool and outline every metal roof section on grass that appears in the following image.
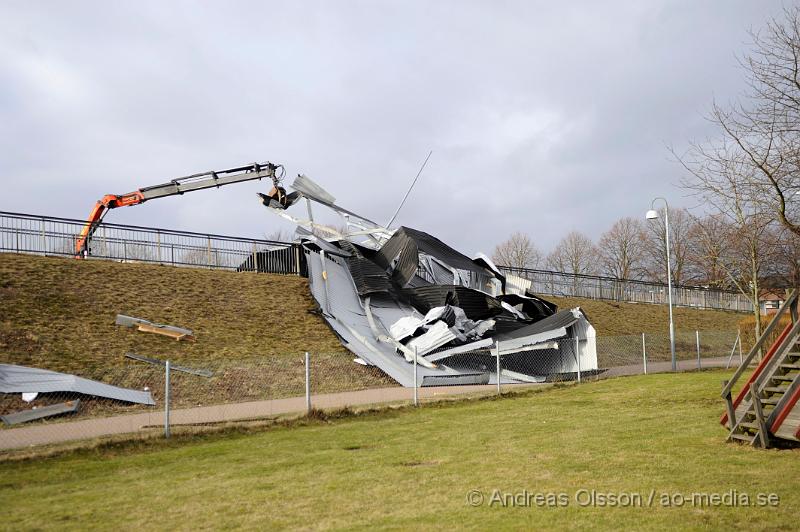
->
[263,174,598,387]
[0,364,156,405]
[1,400,81,425]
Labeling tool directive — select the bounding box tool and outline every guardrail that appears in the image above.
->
[0,211,300,274]
[499,266,753,312]
[0,211,752,311]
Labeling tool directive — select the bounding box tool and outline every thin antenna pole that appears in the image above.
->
[386,150,432,229]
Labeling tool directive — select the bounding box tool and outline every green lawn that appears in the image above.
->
[1,370,797,530]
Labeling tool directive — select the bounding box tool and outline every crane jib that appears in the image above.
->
[139,167,276,200]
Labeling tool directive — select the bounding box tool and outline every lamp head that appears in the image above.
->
[645,209,659,220]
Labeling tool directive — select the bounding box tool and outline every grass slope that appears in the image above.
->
[549,296,744,336]
[1,371,797,530]
[0,253,348,372]
[0,253,743,374]
[0,253,396,414]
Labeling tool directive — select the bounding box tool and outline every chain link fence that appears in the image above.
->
[0,329,747,453]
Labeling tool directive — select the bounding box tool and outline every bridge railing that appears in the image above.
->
[0,211,752,311]
[499,266,752,312]
[0,211,300,274]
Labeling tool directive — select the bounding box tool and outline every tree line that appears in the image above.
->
[492,211,800,290]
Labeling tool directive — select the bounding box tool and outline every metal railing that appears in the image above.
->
[499,266,753,312]
[0,211,300,274]
[0,210,752,311]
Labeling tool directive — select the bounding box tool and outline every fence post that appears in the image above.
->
[207,236,212,269]
[738,328,743,366]
[413,346,419,407]
[156,230,162,264]
[726,332,740,369]
[696,330,701,369]
[305,352,311,414]
[575,336,582,383]
[642,332,648,374]
[164,360,171,438]
[495,340,501,395]
[40,219,46,255]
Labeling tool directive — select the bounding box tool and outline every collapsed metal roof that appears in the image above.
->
[261,175,598,387]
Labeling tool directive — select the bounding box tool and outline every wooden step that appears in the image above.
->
[765,386,789,393]
[738,422,760,431]
[729,433,755,443]
[761,396,781,405]
[770,374,795,382]
[779,363,800,370]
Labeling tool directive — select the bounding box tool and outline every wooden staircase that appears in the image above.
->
[721,291,800,448]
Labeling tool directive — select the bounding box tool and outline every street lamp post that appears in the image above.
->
[646,197,677,371]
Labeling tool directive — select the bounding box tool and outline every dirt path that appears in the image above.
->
[0,357,739,451]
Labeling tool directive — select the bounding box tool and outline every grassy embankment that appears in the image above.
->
[0,253,745,414]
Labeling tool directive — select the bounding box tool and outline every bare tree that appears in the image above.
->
[640,207,693,285]
[702,7,800,236]
[492,232,542,269]
[546,231,597,276]
[597,217,645,279]
[680,144,777,346]
[765,224,800,287]
[684,214,733,288]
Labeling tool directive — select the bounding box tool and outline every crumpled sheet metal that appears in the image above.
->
[304,247,488,386]
[268,177,598,386]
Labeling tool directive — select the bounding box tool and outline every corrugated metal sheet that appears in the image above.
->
[0,364,155,405]
[1,400,81,425]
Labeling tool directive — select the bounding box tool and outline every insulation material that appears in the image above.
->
[505,273,533,295]
[390,316,424,341]
[405,321,458,356]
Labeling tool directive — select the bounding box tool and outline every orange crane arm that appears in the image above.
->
[74,191,146,256]
[74,161,283,257]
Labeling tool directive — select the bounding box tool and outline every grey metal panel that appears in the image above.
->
[295,228,351,257]
[292,174,337,205]
[115,315,193,337]
[494,309,580,341]
[421,373,490,386]
[0,364,155,405]
[1,400,81,425]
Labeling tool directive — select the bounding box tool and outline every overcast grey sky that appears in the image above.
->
[0,1,789,255]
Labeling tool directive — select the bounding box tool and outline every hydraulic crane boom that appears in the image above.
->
[75,161,285,257]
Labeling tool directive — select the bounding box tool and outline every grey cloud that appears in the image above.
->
[0,0,787,256]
